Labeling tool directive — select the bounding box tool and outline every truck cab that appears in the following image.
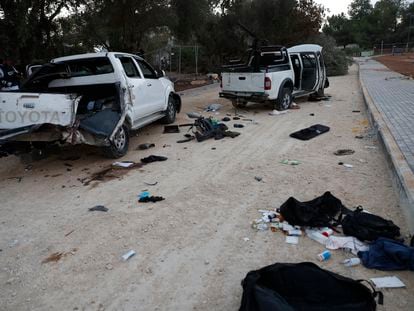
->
[220,44,328,110]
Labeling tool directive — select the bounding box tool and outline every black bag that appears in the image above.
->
[279,192,345,227]
[239,262,382,311]
[341,207,401,242]
[290,124,330,141]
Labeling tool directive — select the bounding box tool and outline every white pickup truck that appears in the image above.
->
[220,44,329,110]
[0,52,181,158]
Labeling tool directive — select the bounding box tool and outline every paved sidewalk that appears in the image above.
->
[358,58,414,228]
[359,58,414,171]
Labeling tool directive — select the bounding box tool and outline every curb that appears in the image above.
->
[358,63,414,231]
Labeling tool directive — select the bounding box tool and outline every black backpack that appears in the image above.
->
[239,262,382,311]
[341,207,401,242]
[279,192,345,227]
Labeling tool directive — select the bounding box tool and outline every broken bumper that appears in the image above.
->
[219,92,269,102]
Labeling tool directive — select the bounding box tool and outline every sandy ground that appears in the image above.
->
[0,65,413,311]
[375,53,414,77]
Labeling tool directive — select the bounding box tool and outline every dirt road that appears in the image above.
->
[1,65,413,310]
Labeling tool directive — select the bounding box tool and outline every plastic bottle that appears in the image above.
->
[306,229,328,245]
[342,258,361,267]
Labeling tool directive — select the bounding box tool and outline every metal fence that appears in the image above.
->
[373,42,414,55]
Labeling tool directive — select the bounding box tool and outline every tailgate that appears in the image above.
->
[0,93,77,130]
[222,72,265,93]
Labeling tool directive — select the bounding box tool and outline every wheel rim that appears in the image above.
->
[114,127,126,151]
[282,93,291,109]
[168,100,175,120]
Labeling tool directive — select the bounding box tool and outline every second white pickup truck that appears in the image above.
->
[220,44,329,110]
[0,52,181,158]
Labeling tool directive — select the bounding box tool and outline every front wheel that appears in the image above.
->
[161,95,177,124]
[275,87,292,111]
[102,124,129,159]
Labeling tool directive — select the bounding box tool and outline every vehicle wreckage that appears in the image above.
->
[0,52,181,158]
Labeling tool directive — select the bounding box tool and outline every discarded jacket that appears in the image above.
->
[290,124,330,141]
[279,192,345,227]
[342,207,401,242]
[239,262,381,311]
[358,238,414,271]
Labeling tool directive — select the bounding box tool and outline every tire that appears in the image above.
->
[275,87,292,111]
[102,124,129,159]
[161,95,177,124]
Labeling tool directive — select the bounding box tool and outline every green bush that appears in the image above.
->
[306,34,350,76]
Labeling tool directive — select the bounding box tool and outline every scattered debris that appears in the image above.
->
[141,155,168,164]
[234,124,244,128]
[121,250,136,261]
[137,143,155,150]
[317,250,331,261]
[342,258,361,267]
[281,159,300,166]
[112,161,135,168]
[243,237,250,242]
[222,117,231,122]
[370,276,405,288]
[233,117,241,120]
[334,149,355,156]
[179,123,194,127]
[205,103,222,112]
[65,230,75,237]
[42,248,77,264]
[163,125,180,133]
[139,196,165,203]
[25,165,33,172]
[290,124,330,141]
[269,110,288,116]
[309,113,315,116]
[365,146,378,150]
[187,112,202,119]
[352,110,361,113]
[144,181,158,186]
[355,135,364,139]
[338,163,354,168]
[88,205,109,212]
[177,136,195,143]
[254,176,263,182]
[285,236,299,244]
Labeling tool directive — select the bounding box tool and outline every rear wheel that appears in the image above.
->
[103,124,129,159]
[161,95,177,124]
[275,87,292,111]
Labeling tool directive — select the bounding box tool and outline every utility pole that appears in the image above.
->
[381,40,384,55]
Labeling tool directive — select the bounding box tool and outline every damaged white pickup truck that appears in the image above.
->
[0,52,181,158]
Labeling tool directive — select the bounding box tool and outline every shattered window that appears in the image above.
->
[65,57,114,77]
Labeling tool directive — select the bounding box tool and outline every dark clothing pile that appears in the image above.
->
[358,238,414,271]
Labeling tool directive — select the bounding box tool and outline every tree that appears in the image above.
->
[323,14,354,48]
[0,0,84,64]
[348,0,373,20]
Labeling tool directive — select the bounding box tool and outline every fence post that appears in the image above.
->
[195,45,199,76]
[179,46,182,74]
[381,40,384,55]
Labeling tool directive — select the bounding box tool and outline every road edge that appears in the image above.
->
[358,62,414,231]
